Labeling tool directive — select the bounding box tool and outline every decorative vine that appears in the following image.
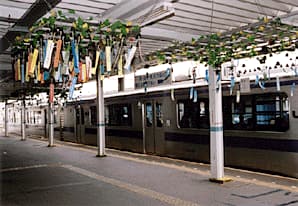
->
[148,17,297,69]
[11,9,141,99]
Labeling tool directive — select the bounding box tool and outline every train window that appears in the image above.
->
[223,93,289,131]
[177,99,209,129]
[146,103,153,127]
[90,106,97,126]
[156,103,163,127]
[230,95,253,130]
[255,94,289,131]
[105,106,109,125]
[106,104,132,126]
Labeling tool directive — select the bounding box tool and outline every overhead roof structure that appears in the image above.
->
[0,0,297,100]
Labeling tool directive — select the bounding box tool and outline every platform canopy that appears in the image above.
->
[0,0,297,100]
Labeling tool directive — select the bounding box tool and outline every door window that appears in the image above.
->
[156,103,163,127]
[146,103,153,127]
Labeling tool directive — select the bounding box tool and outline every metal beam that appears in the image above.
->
[0,0,61,53]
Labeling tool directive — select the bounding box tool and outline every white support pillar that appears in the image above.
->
[48,102,54,147]
[96,74,106,157]
[208,66,231,183]
[21,100,26,141]
[4,100,8,137]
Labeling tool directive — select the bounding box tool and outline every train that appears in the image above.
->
[3,56,298,178]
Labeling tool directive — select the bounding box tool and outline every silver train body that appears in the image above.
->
[6,76,298,178]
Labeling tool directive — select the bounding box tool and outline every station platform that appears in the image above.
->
[1,134,297,206]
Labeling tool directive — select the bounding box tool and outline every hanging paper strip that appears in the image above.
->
[34,65,38,84]
[37,63,41,82]
[236,90,240,103]
[43,40,54,69]
[276,75,280,91]
[259,80,266,90]
[61,51,70,75]
[294,67,298,76]
[29,49,39,77]
[193,89,198,103]
[44,70,50,81]
[43,40,47,63]
[126,48,131,72]
[106,46,111,73]
[164,68,171,81]
[267,67,271,80]
[255,75,259,85]
[55,63,61,82]
[25,62,29,82]
[205,69,209,82]
[189,87,194,99]
[71,40,80,74]
[230,76,235,95]
[215,73,221,92]
[144,82,147,93]
[40,70,44,84]
[291,82,295,97]
[27,52,32,77]
[124,46,137,71]
[68,76,77,100]
[192,67,196,84]
[171,88,175,101]
[82,63,86,83]
[78,62,82,83]
[85,56,92,80]
[92,51,99,75]
[53,39,62,69]
[59,64,62,83]
[69,61,74,73]
[99,63,104,75]
[17,58,21,81]
[21,61,25,83]
[118,54,123,76]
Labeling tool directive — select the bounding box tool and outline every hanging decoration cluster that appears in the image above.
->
[148,17,297,69]
[11,9,140,99]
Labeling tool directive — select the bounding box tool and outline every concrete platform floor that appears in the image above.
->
[0,135,297,206]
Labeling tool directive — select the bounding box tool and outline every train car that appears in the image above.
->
[5,54,297,178]
[54,74,298,178]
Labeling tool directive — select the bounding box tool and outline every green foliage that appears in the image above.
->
[148,16,297,70]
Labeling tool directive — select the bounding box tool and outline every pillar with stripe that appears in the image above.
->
[208,66,231,183]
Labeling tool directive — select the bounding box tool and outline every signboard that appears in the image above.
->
[240,78,251,93]
[135,70,171,89]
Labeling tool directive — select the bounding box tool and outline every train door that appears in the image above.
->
[143,101,164,154]
[75,106,85,143]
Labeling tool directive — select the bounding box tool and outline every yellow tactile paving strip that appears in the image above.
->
[62,164,200,206]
